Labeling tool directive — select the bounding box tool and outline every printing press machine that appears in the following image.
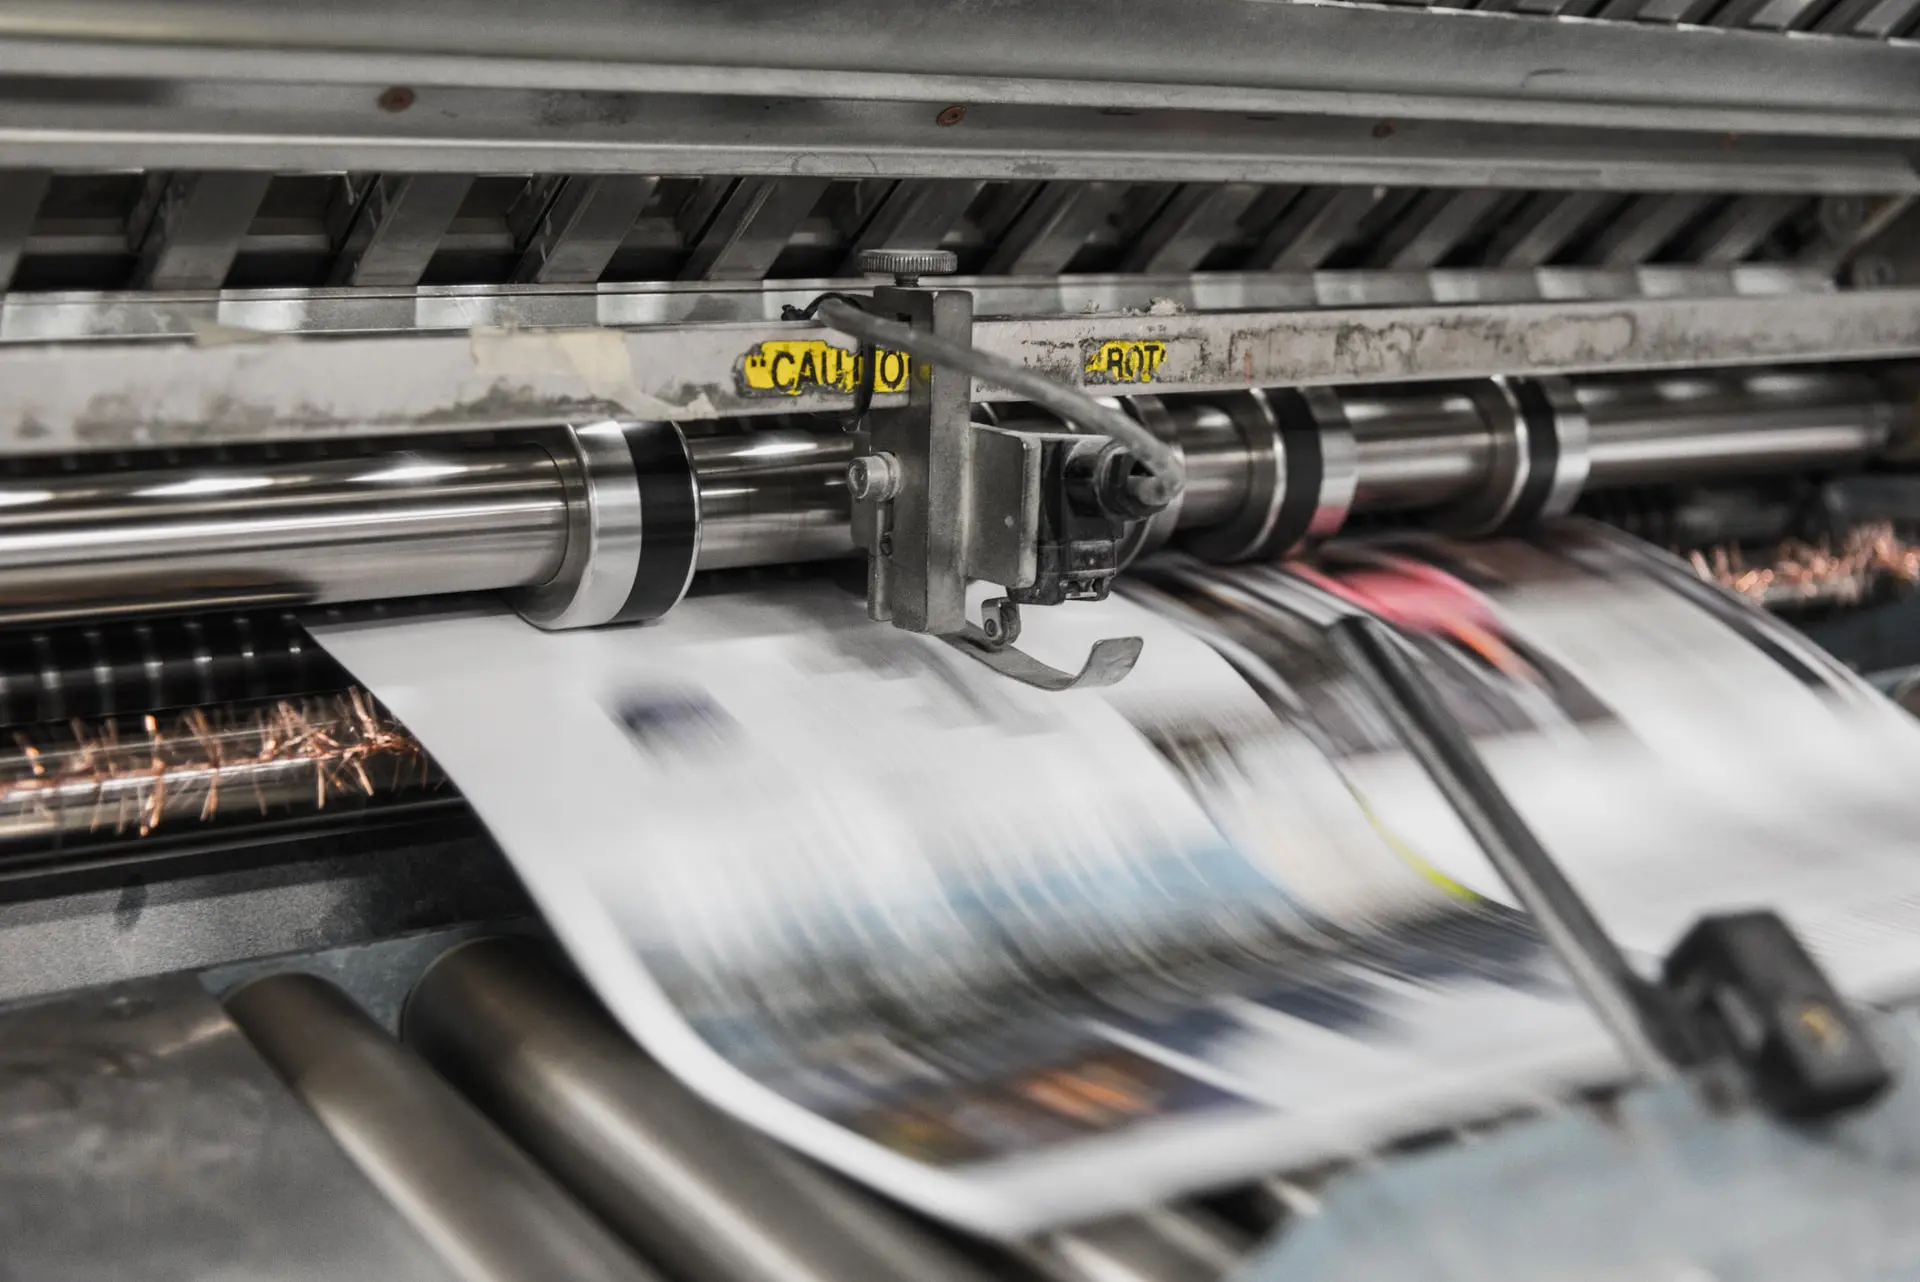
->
[10,2,1920,1278]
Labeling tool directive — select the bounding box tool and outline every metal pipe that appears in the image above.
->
[0,447,569,626]
[404,937,998,1282]
[226,971,664,1282]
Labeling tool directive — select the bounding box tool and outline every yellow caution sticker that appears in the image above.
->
[739,340,911,397]
[1083,339,1169,386]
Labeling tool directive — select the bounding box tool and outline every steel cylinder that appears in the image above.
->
[226,972,662,1282]
[404,937,996,1282]
[1578,370,1892,488]
[0,447,569,626]
[1343,386,1498,512]
[0,368,1899,625]
[687,424,857,570]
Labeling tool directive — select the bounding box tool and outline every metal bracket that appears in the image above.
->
[819,254,1177,691]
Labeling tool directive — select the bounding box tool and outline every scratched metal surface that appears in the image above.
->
[0,973,461,1282]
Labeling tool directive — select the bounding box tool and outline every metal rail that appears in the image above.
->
[4,292,1920,455]
[4,0,1919,137]
[0,369,1893,625]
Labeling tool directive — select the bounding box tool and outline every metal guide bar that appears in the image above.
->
[1,0,1919,135]
[0,266,1838,343]
[4,287,1918,455]
[0,84,1915,188]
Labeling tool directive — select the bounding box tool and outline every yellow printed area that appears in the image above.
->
[740,340,911,397]
[1354,790,1480,903]
[1083,339,1169,386]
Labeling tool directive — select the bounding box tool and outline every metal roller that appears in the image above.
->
[225,972,664,1282]
[0,610,339,724]
[403,937,998,1282]
[0,369,1897,627]
[0,445,570,626]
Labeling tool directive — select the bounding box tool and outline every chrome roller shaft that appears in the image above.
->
[0,368,1897,628]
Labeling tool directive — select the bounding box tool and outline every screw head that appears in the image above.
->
[935,104,968,127]
[378,86,416,113]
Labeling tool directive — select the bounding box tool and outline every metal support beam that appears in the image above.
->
[129,171,272,290]
[1710,0,1828,27]
[330,174,473,287]
[0,81,1909,192]
[1672,195,1802,264]
[982,181,1127,277]
[838,178,983,273]
[1252,187,1385,271]
[2,1,1920,138]
[679,177,829,281]
[1121,182,1264,274]
[3,289,1919,453]
[1486,191,1614,269]
[0,169,47,291]
[0,264,1835,342]
[511,174,658,284]
[1371,188,1508,270]
[1579,193,1714,267]
[1830,0,1920,34]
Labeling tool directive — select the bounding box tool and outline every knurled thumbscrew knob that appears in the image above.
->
[855,248,959,287]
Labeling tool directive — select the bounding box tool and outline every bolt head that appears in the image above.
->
[847,452,902,502]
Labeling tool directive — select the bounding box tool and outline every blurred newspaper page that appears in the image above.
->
[1177,525,1920,1006]
[312,583,1610,1236]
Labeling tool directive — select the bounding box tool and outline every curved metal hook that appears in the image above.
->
[943,597,1142,691]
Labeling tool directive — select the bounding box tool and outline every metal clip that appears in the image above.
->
[944,597,1142,691]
